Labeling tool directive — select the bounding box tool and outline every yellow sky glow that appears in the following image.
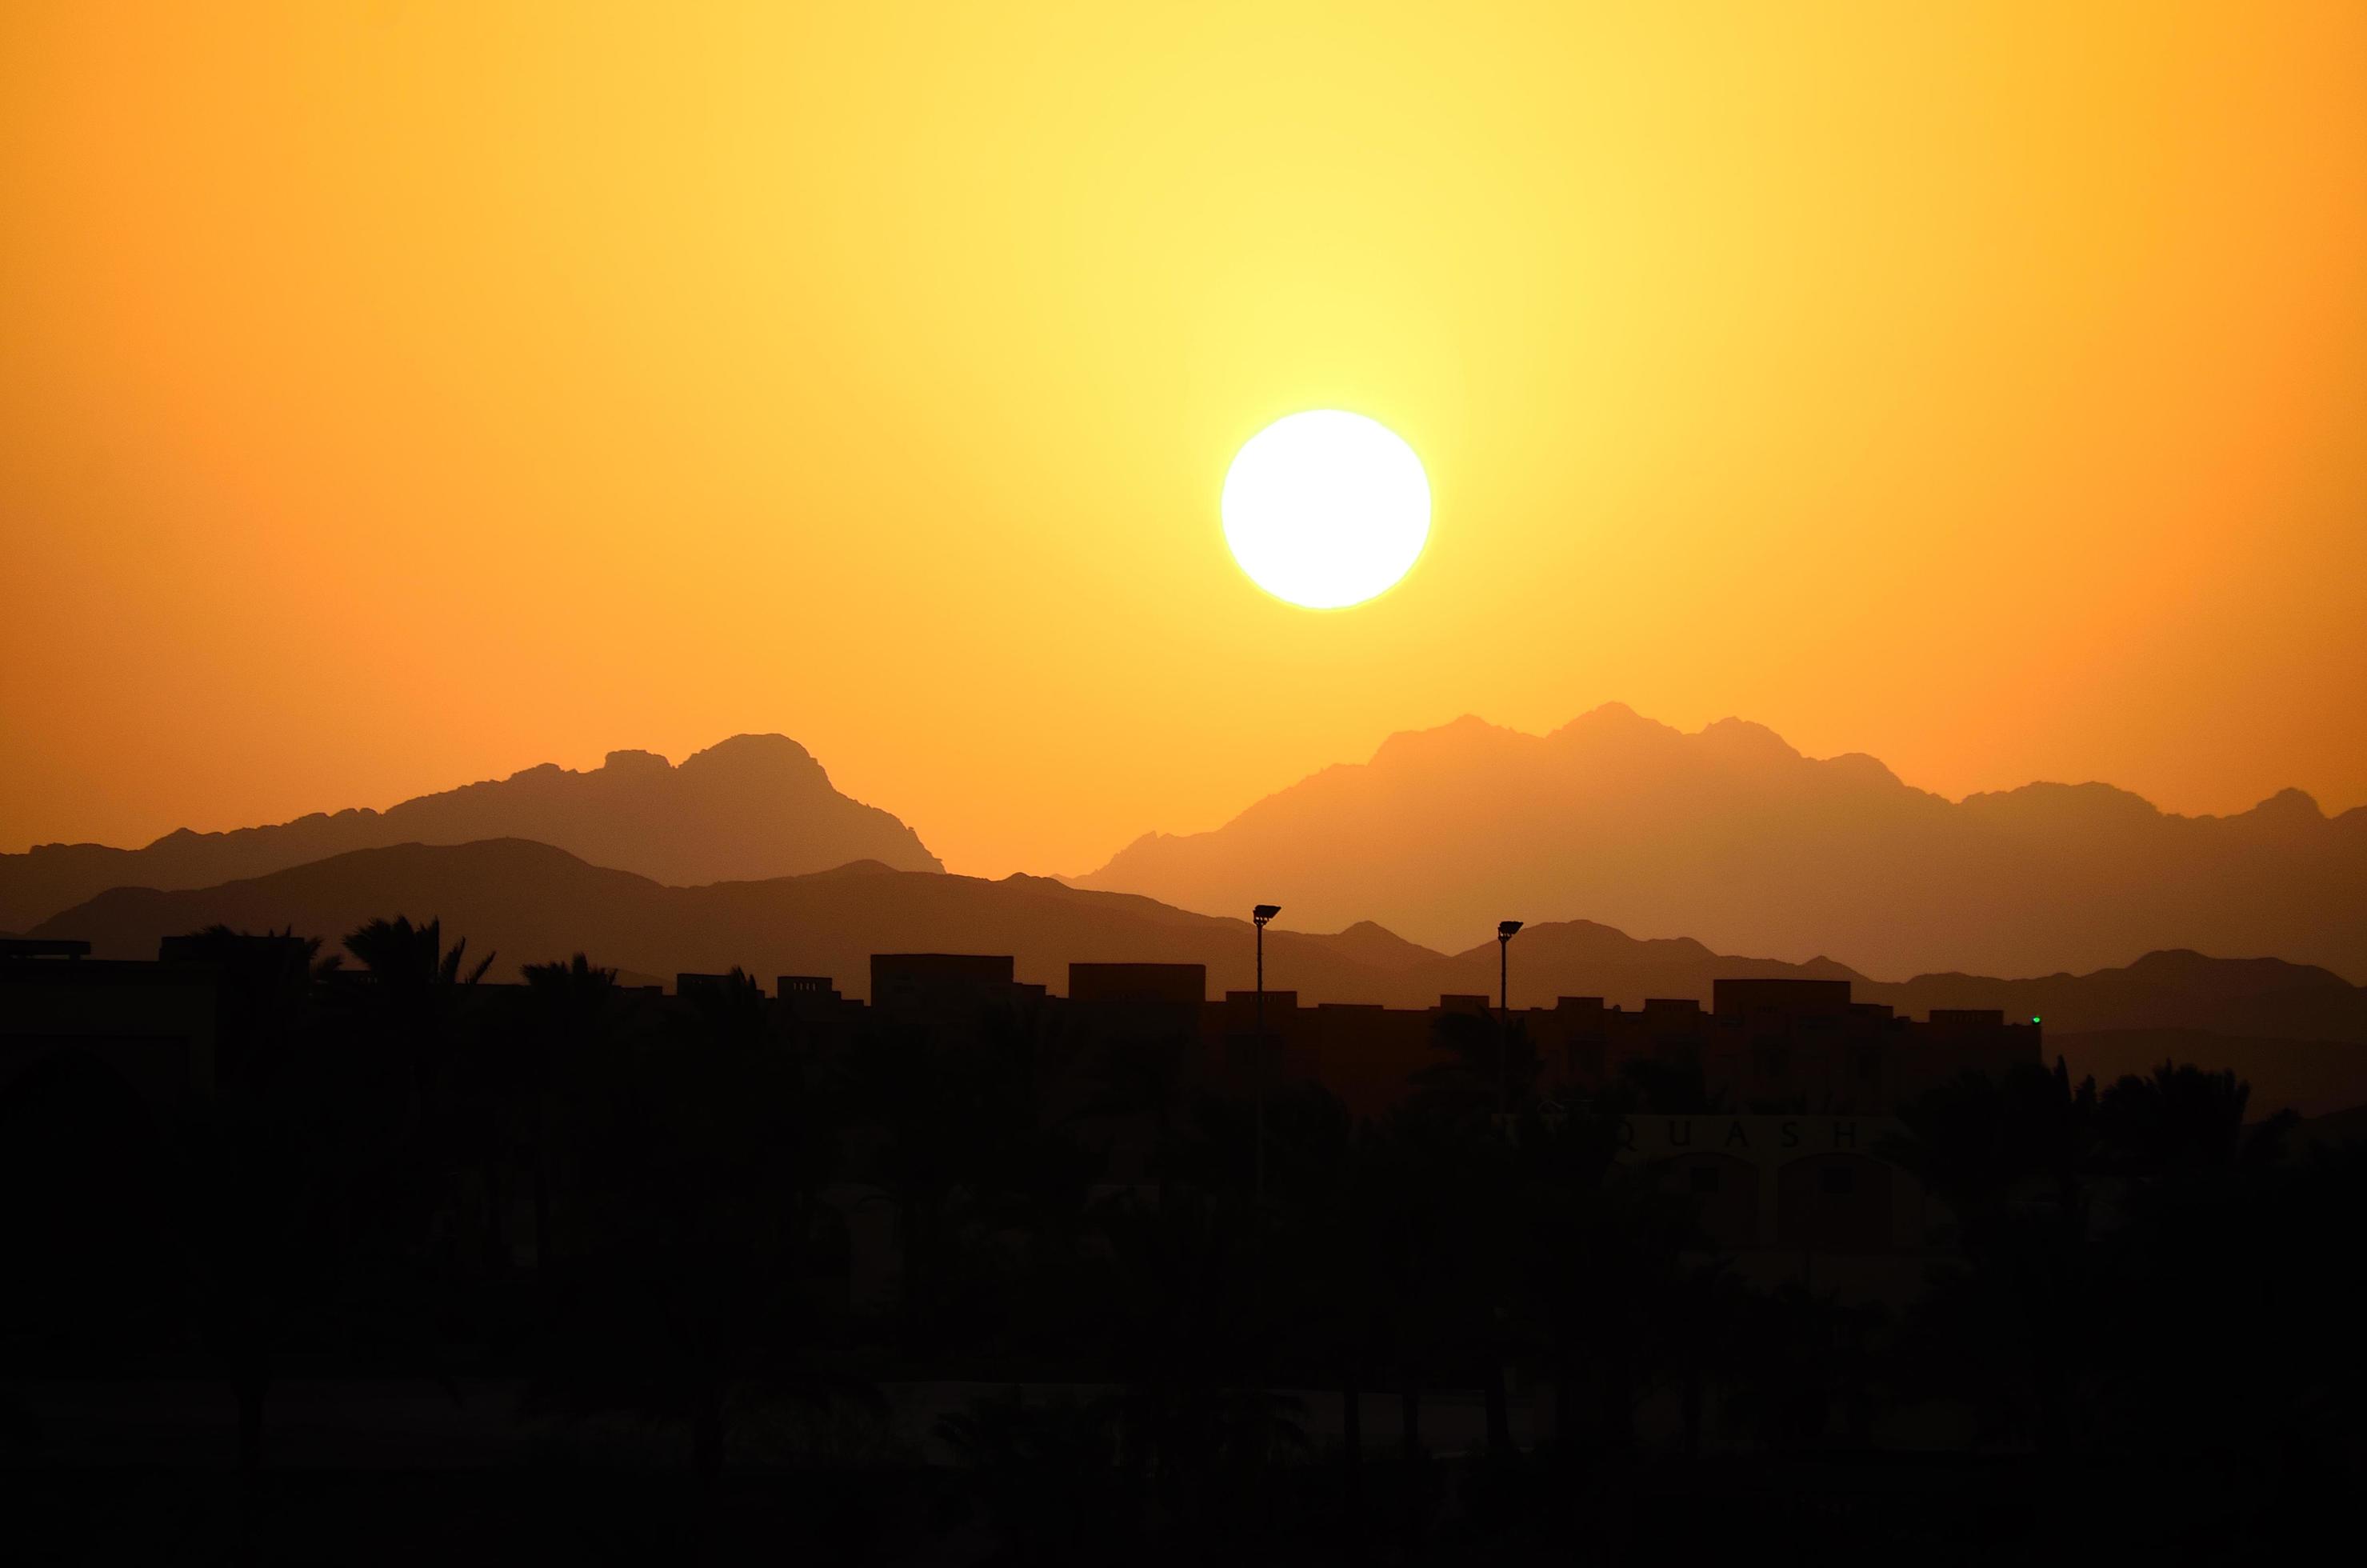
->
[3,2,2364,878]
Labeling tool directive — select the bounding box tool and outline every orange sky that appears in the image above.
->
[5,2,2365,879]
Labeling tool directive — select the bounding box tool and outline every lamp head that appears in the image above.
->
[1253,903,1281,925]
[1497,920,1524,940]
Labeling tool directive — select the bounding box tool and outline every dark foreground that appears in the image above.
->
[6,1370,2353,1566]
[6,934,2361,1563]
[5,1449,2340,1566]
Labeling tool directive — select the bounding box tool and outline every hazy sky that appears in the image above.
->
[6,2,2364,878]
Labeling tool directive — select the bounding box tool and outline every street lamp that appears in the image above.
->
[1496,921,1523,1117]
[1253,904,1281,1199]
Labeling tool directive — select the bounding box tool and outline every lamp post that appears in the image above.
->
[1253,904,1281,1200]
[1496,921,1523,1118]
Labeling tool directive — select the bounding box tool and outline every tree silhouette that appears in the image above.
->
[1253,1101,1392,1551]
[1888,1058,2098,1232]
[936,1386,1136,1563]
[1721,1282,1885,1451]
[174,925,338,1088]
[340,914,494,1127]
[338,915,502,1267]
[0,1050,174,1366]
[2098,1059,2294,1178]
[152,930,375,1505]
[1889,1060,2106,1454]
[1411,1010,1541,1128]
[14,907,2361,1558]
[514,953,622,1272]
[527,967,866,1486]
[343,913,496,993]
[830,990,1068,1353]
[1091,1190,1304,1545]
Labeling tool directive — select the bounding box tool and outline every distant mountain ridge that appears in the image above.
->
[0,735,940,930]
[32,836,2363,1114]
[31,839,2366,1054]
[1080,705,2367,982]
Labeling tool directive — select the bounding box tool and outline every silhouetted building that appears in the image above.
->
[0,938,217,1108]
[676,970,761,1000]
[1067,962,1205,1006]
[1205,973,2038,1117]
[594,949,2031,1129]
[865,954,1043,1046]
[774,973,848,1019]
[870,954,1014,1014]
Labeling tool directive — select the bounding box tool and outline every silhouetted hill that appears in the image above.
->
[30,843,2367,1063]
[28,841,1417,1002]
[1407,920,1868,1009]
[24,840,1871,1006]
[1866,949,2367,1039]
[1325,919,1451,970]
[1080,705,2367,982]
[2296,1103,2367,1147]
[0,735,940,930]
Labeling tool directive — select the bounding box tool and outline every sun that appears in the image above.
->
[1221,410,1430,610]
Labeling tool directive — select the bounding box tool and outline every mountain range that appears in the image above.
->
[30,837,2366,1113]
[13,710,2363,990]
[0,734,939,933]
[1081,705,2367,982]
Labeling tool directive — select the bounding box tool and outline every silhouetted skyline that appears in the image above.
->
[6,914,2357,1559]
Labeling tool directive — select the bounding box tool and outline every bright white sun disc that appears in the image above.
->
[1221,410,1429,610]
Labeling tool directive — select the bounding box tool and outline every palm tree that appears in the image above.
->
[1889,1060,2107,1454]
[2097,1060,2293,1178]
[514,954,621,1272]
[177,1094,344,1497]
[342,914,495,1116]
[1721,1282,1885,1452]
[2081,1135,2361,1490]
[1664,1263,1744,1458]
[1252,1103,1389,1550]
[531,968,862,1485]
[1411,1010,1541,1128]
[1325,1118,1481,1550]
[1887,1058,2098,1232]
[1083,1026,1193,1179]
[154,926,343,1494]
[172,925,338,1089]
[1093,1190,1304,1541]
[522,952,617,1018]
[936,1386,1135,1562]
[834,994,1051,1346]
[344,913,497,991]
[1401,1014,1549,1463]
[340,915,498,1262]
[1498,1091,1694,1548]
